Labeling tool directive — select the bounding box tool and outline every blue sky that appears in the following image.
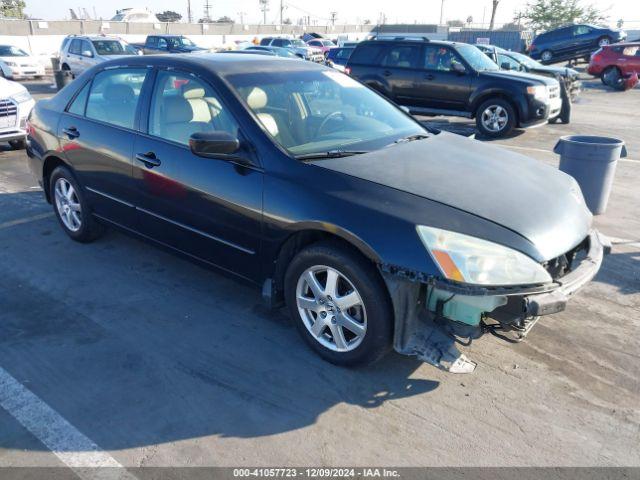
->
[24,0,638,27]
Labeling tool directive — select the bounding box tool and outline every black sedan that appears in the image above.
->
[26,54,607,372]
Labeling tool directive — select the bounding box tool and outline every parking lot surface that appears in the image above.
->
[0,76,639,469]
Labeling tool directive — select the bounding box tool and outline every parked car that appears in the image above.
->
[220,49,276,56]
[588,43,640,89]
[60,36,138,76]
[528,24,626,64]
[476,43,581,122]
[110,7,158,22]
[0,76,35,149]
[345,39,563,137]
[141,35,207,55]
[306,38,336,55]
[26,54,607,370]
[325,47,354,72]
[259,37,324,62]
[243,46,303,59]
[0,45,45,79]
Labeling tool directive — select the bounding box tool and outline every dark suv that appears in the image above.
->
[528,24,626,64]
[345,39,562,138]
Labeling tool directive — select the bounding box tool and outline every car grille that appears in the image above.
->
[543,236,589,280]
[0,99,18,118]
[549,85,560,99]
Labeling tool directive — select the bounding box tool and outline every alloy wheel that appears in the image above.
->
[481,105,508,133]
[296,265,367,352]
[54,178,82,232]
[598,38,610,47]
[541,51,552,62]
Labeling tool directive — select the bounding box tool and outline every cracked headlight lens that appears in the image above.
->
[416,226,552,286]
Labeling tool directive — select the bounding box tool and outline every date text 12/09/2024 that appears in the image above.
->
[233,469,400,478]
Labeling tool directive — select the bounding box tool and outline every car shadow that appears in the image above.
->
[0,190,440,451]
[593,247,640,295]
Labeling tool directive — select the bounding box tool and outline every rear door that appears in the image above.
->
[57,67,151,228]
[132,68,263,281]
[412,45,472,111]
[376,44,422,105]
[66,39,83,74]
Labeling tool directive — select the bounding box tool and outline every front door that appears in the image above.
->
[413,45,472,111]
[58,67,150,228]
[132,69,263,281]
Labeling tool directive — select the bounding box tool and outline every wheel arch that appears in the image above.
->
[270,223,384,302]
[42,154,72,203]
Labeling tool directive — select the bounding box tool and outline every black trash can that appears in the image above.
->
[554,135,627,215]
[54,70,73,91]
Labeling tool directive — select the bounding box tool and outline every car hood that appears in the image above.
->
[0,77,27,97]
[481,69,558,87]
[533,65,580,79]
[0,55,39,65]
[314,132,592,261]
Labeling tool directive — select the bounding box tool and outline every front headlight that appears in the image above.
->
[11,90,32,103]
[416,226,552,286]
[527,85,549,102]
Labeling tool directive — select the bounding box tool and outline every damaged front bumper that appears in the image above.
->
[381,230,610,373]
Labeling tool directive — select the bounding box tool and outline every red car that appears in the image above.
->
[306,38,336,55]
[588,43,640,87]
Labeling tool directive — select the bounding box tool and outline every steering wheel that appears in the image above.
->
[315,111,345,138]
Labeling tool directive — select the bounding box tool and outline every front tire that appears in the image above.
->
[602,66,624,90]
[284,241,393,366]
[50,166,104,243]
[541,50,553,63]
[598,36,612,47]
[476,98,516,138]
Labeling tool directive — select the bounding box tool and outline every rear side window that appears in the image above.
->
[85,68,148,129]
[381,45,420,69]
[260,38,271,45]
[272,39,284,47]
[67,81,91,116]
[147,37,158,47]
[349,44,385,64]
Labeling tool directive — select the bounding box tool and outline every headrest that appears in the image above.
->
[246,87,267,109]
[103,84,135,103]
[182,84,206,100]
[162,96,193,123]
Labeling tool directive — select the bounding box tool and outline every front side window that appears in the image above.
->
[85,68,148,129]
[382,45,420,69]
[69,39,82,55]
[80,40,93,57]
[424,45,467,71]
[92,40,133,56]
[149,71,239,146]
[226,69,425,157]
[574,26,592,36]
[158,38,168,49]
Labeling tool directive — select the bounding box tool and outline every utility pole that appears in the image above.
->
[489,0,500,30]
[330,11,337,26]
[187,0,192,23]
[203,0,212,22]
[439,0,445,25]
[279,0,284,25]
[238,11,246,24]
[259,0,269,25]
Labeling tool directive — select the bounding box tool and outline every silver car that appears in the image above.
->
[259,37,324,62]
[59,35,139,77]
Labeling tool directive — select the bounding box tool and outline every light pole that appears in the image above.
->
[439,0,445,25]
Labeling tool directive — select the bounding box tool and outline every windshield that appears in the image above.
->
[0,46,29,57]
[92,40,134,56]
[321,40,335,47]
[226,69,425,157]
[111,14,125,21]
[508,51,542,68]
[291,39,306,47]
[457,44,499,71]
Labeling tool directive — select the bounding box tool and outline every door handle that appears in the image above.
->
[135,152,161,168]
[425,74,435,80]
[63,127,80,139]
[383,70,392,77]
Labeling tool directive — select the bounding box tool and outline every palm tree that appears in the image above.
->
[489,0,500,30]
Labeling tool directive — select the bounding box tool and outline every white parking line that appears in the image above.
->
[607,236,640,249]
[493,143,639,163]
[0,212,53,230]
[0,366,138,479]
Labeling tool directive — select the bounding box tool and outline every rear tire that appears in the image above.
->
[475,98,516,138]
[598,36,612,47]
[49,166,104,243]
[284,240,393,366]
[541,50,553,63]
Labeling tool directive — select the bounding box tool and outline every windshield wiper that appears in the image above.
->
[393,133,429,144]
[296,150,368,160]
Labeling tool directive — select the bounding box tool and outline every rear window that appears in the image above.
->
[349,44,385,64]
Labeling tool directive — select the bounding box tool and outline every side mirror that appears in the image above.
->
[452,62,466,74]
[399,105,411,114]
[189,131,241,158]
[82,50,94,58]
[501,62,512,70]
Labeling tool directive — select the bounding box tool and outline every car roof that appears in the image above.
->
[95,53,325,77]
[359,39,463,47]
